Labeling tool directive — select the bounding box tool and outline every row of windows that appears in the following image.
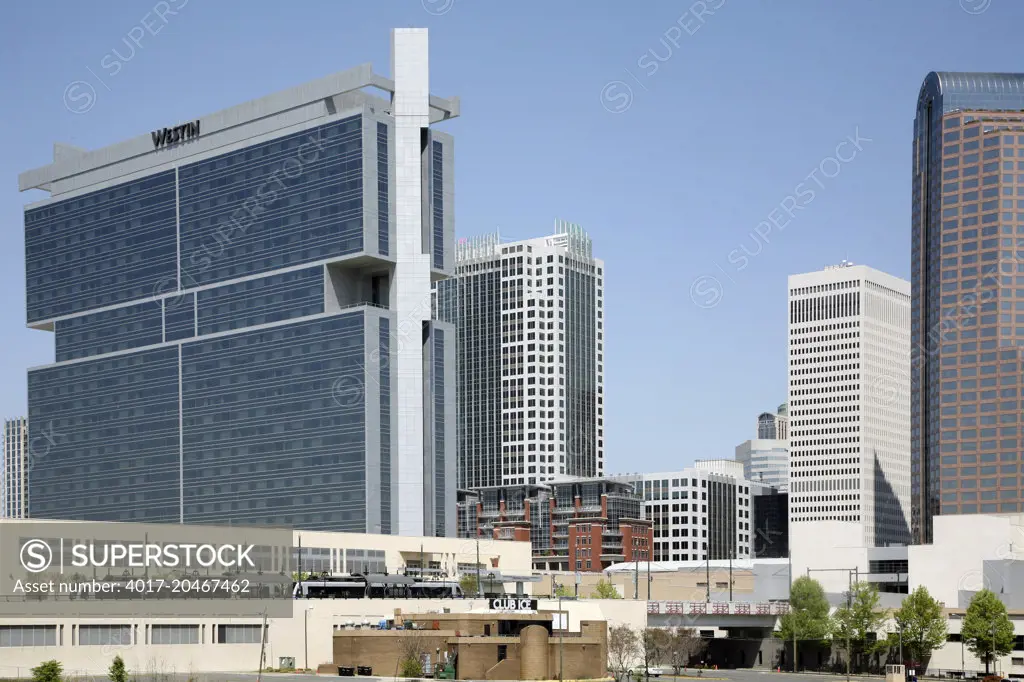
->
[30,313,380,531]
[54,267,325,361]
[26,115,419,324]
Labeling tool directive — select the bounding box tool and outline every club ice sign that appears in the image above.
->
[490,598,538,611]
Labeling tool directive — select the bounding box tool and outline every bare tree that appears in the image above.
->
[396,633,427,678]
[608,625,640,682]
[665,628,707,674]
[642,628,671,675]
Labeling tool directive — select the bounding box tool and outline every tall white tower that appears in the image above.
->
[437,221,605,487]
[787,262,912,547]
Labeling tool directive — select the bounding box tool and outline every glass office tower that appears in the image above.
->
[912,72,1024,543]
[18,29,458,536]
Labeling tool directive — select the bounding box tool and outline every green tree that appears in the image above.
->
[30,660,63,682]
[963,589,1015,674]
[109,655,129,682]
[775,576,831,671]
[893,586,947,666]
[459,573,479,597]
[553,583,574,598]
[833,581,888,672]
[592,578,622,599]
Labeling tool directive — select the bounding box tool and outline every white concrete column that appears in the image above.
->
[390,28,432,536]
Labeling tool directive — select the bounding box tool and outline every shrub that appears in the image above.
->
[30,661,63,682]
[109,656,129,682]
[399,657,424,678]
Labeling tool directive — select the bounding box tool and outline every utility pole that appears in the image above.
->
[846,571,852,682]
[961,635,965,679]
[898,621,903,667]
[705,552,710,603]
[257,609,268,682]
[559,593,564,682]
[634,552,639,600]
[476,537,482,598]
[805,567,860,678]
[789,552,796,672]
[647,554,651,601]
[991,619,997,676]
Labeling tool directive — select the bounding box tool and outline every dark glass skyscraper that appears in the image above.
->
[912,72,1024,543]
[18,29,458,536]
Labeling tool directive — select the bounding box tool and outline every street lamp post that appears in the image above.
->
[991,619,997,676]
[898,621,903,667]
[476,537,483,598]
[558,593,564,682]
[304,605,314,672]
[961,629,965,679]
[804,567,859,682]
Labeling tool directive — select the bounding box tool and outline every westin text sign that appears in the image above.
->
[152,120,200,149]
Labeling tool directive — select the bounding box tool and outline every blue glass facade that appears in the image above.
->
[177,116,363,289]
[25,171,177,324]
[433,327,446,535]
[196,266,324,336]
[28,347,181,522]
[23,56,458,536]
[431,140,444,270]
[377,121,389,257]
[164,294,196,343]
[55,301,163,362]
[379,319,391,534]
[23,113,426,533]
[181,314,367,529]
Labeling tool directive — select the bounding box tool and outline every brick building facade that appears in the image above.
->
[457,478,652,571]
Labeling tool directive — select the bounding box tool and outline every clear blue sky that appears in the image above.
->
[0,0,1019,474]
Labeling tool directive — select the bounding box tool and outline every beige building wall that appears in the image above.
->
[537,568,758,602]
[0,598,643,676]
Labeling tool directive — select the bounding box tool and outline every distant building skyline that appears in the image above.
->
[757,404,789,440]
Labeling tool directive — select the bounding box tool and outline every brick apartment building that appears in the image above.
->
[457,478,652,571]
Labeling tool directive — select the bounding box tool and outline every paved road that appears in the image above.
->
[0,671,932,682]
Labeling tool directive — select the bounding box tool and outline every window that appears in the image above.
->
[217,625,263,644]
[0,625,57,647]
[79,625,132,646]
[151,625,200,645]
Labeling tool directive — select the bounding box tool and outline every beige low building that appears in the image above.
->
[332,609,608,680]
[0,597,646,676]
[0,523,542,676]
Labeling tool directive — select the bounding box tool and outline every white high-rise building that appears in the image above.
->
[436,221,604,487]
[787,262,912,547]
[2,418,28,519]
[609,468,765,561]
[735,439,789,492]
